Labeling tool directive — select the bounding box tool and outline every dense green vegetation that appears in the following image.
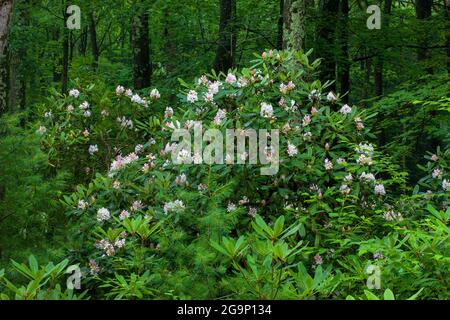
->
[0,0,448,300]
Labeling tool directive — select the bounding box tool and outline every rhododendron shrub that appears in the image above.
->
[36,82,164,184]
[55,50,448,299]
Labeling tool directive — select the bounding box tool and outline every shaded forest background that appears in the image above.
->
[0,0,449,268]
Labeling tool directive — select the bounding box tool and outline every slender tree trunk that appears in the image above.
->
[337,0,349,102]
[374,0,392,98]
[61,4,70,95]
[415,0,433,73]
[375,0,393,147]
[213,0,236,73]
[52,29,62,83]
[132,6,151,89]
[362,57,371,106]
[283,0,291,49]
[277,0,284,50]
[316,0,340,91]
[163,8,176,76]
[79,26,88,55]
[8,0,27,111]
[89,11,99,70]
[283,0,306,50]
[0,0,13,115]
[445,0,450,72]
[69,30,74,62]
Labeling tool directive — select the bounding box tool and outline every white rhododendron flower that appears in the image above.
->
[131,200,144,211]
[324,158,333,170]
[97,208,111,222]
[37,126,47,134]
[125,89,133,97]
[77,199,88,210]
[175,173,187,186]
[164,106,174,118]
[432,168,443,179]
[177,149,192,163]
[302,114,311,126]
[227,202,237,212]
[69,89,80,98]
[327,91,337,102]
[355,143,374,156]
[308,89,320,101]
[203,91,214,103]
[150,88,161,100]
[357,154,373,166]
[344,173,353,182]
[287,142,298,157]
[208,81,221,95]
[442,179,450,191]
[237,76,248,88]
[225,73,237,84]
[115,85,125,96]
[119,210,130,220]
[340,184,351,195]
[213,109,227,125]
[114,239,126,249]
[131,94,147,106]
[79,101,90,110]
[383,210,403,221]
[109,152,139,174]
[260,102,273,118]
[279,81,295,94]
[339,104,352,114]
[187,90,198,103]
[360,172,376,181]
[88,144,98,156]
[117,116,133,129]
[163,200,185,214]
[374,184,386,196]
[248,207,257,217]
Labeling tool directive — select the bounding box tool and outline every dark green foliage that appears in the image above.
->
[0,0,448,301]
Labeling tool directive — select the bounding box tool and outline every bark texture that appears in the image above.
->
[0,0,13,115]
[213,0,236,73]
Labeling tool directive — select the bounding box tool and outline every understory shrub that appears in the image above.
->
[1,50,448,300]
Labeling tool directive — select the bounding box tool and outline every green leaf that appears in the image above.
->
[273,216,285,238]
[383,289,395,300]
[364,290,380,300]
[28,255,39,274]
[407,288,424,300]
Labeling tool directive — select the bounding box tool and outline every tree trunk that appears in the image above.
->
[374,0,392,98]
[337,0,349,102]
[415,0,433,73]
[445,0,450,72]
[89,11,99,70]
[277,0,284,50]
[375,0,393,147]
[8,0,26,111]
[362,57,371,106]
[213,0,236,73]
[79,26,88,56]
[316,0,340,91]
[69,30,74,62]
[283,0,306,51]
[0,0,13,115]
[61,5,70,95]
[52,29,62,83]
[132,7,151,89]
